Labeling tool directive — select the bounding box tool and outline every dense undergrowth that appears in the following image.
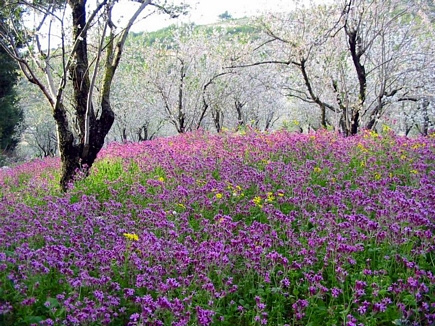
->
[0,130,434,325]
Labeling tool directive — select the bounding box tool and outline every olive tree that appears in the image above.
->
[0,0,187,190]
[243,0,435,135]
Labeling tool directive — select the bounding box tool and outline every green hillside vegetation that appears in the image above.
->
[128,18,259,47]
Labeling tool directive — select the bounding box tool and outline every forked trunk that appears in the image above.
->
[55,99,114,191]
[56,0,115,191]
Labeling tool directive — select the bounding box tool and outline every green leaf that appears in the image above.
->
[46,297,60,308]
[24,316,44,323]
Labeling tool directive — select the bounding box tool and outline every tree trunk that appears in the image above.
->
[350,110,360,135]
[235,100,245,130]
[421,99,430,136]
[55,0,115,191]
[346,27,366,135]
[213,109,222,133]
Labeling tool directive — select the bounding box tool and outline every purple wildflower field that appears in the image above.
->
[0,130,434,325]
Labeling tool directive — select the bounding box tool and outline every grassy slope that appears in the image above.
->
[0,130,434,325]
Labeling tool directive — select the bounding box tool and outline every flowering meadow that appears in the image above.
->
[0,130,434,326]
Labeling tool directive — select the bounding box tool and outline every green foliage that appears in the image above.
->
[129,24,180,46]
[0,47,22,154]
[218,11,233,21]
[128,18,259,48]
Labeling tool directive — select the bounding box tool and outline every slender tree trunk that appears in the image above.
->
[346,27,366,135]
[235,100,245,130]
[213,109,222,132]
[421,99,429,136]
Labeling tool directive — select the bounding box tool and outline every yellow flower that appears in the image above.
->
[374,173,381,180]
[158,177,165,182]
[252,196,263,208]
[266,192,275,203]
[410,170,418,174]
[196,179,204,186]
[123,233,139,241]
[412,143,425,150]
[216,193,223,199]
[313,167,322,173]
[357,143,368,152]
[177,203,186,209]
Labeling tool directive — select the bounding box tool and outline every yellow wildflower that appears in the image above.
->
[266,192,275,203]
[313,167,322,173]
[253,196,263,208]
[158,177,165,182]
[216,193,223,199]
[410,170,418,174]
[412,143,425,150]
[357,143,368,152]
[374,173,381,180]
[123,233,139,241]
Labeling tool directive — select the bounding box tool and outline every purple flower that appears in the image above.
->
[374,302,387,312]
[280,278,290,288]
[21,297,36,306]
[129,313,140,321]
[196,306,215,325]
[94,290,104,302]
[357,305,367,315]
[331,287,342,298]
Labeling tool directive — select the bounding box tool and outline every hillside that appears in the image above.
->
[1,130,434,325]
[128,17,258,46]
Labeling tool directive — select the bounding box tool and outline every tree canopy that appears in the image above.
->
[0,38,22,156]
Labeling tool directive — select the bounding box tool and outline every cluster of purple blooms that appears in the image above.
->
[0,129,434,325]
